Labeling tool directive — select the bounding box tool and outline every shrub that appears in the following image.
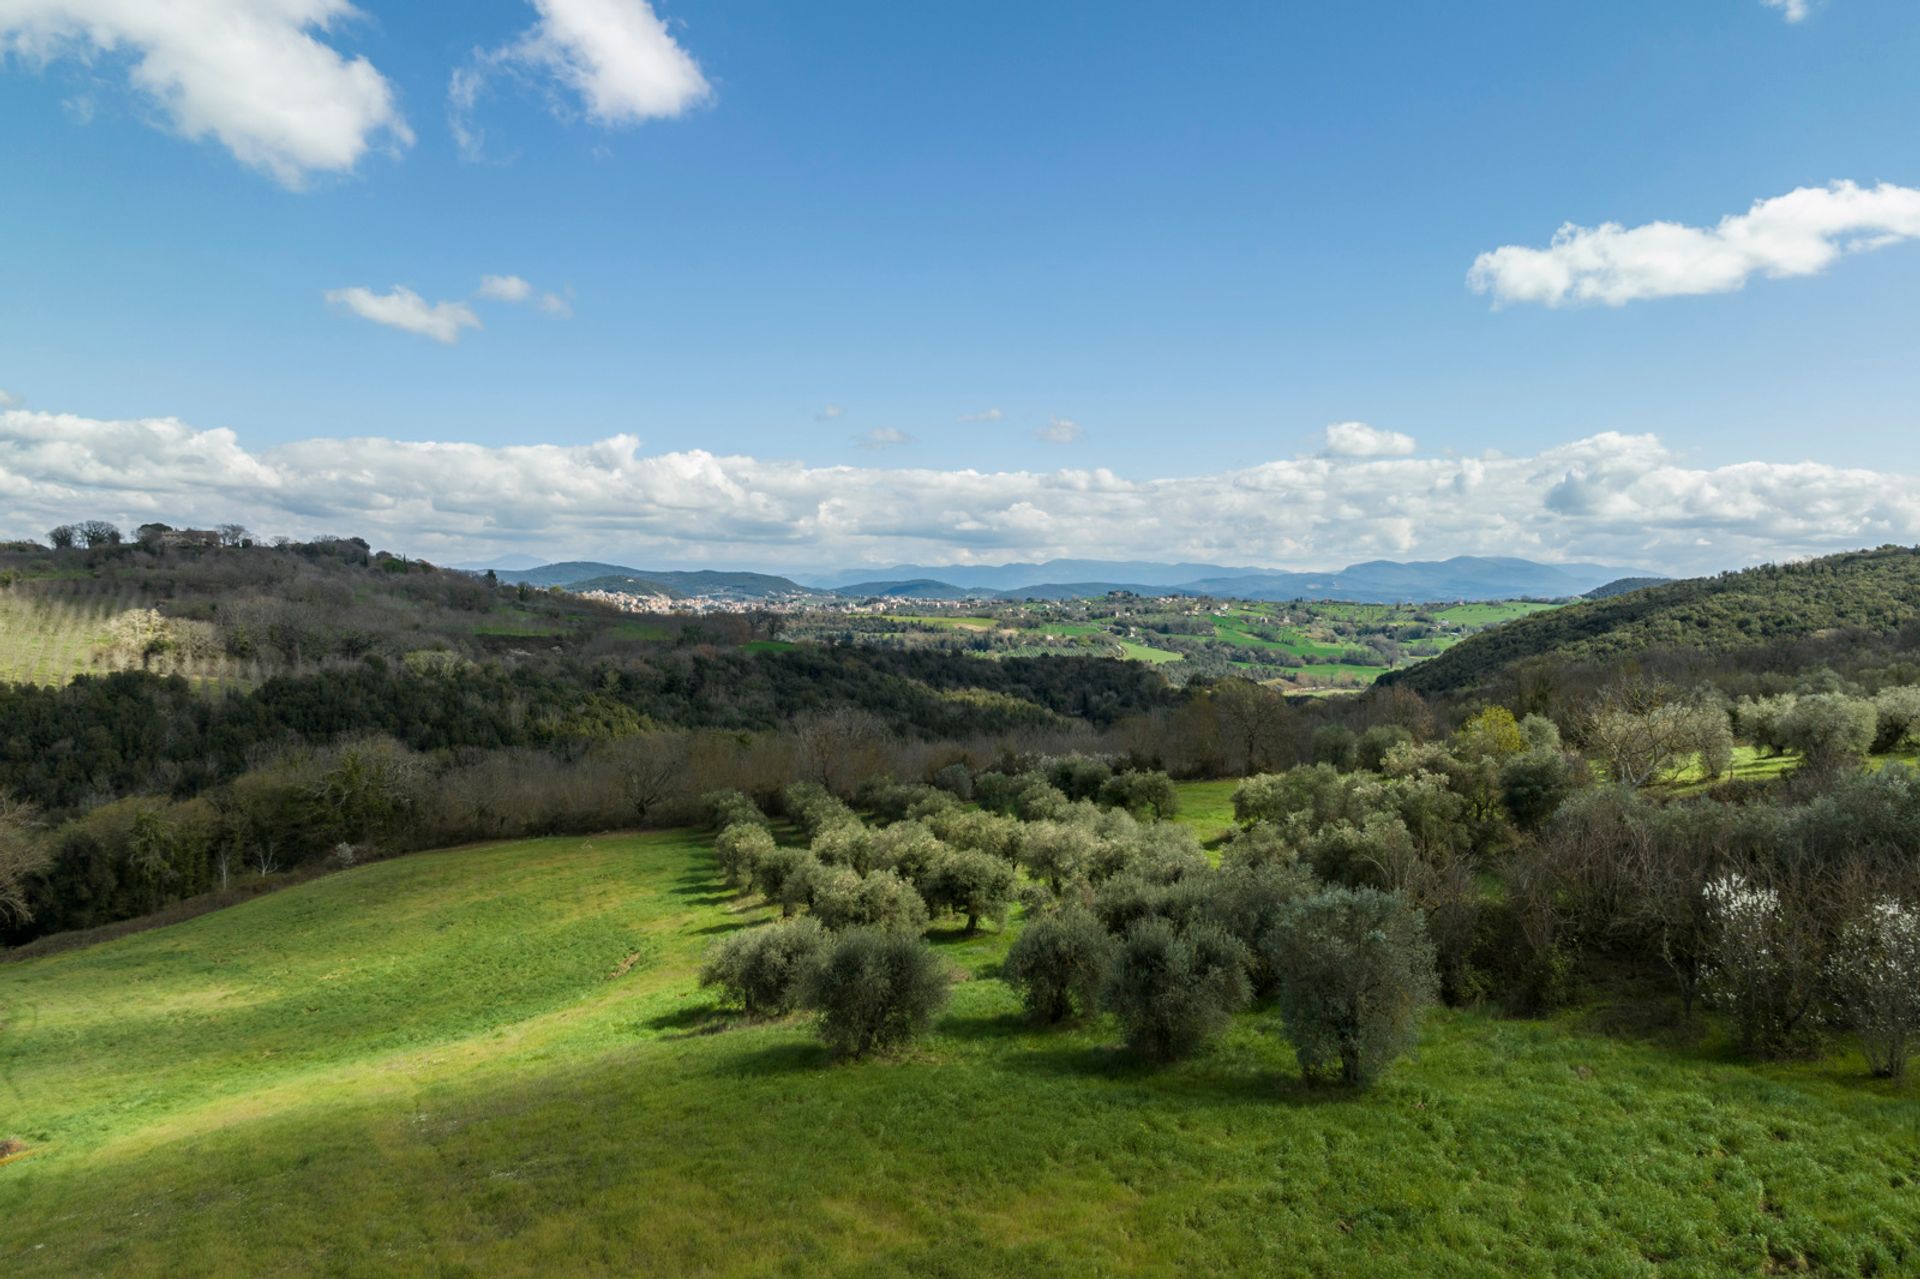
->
[1499,750,1578,831]
[699,917,832,1016]
[1002,905,1115,1023]
[926,847,1015,932]
[1828,898,1920,1079]
[1101,917,1252,1061]
[805,928,951,1057]
[1264,887,1437,1087]
[714,822,775,887]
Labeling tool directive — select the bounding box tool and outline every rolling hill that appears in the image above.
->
[4,825,1915,1274]
[1381,546,1920,695]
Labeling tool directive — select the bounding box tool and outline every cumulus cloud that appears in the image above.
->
[1323,421,1416,458]
[6,408,1916,575]
[1763,0,1810,21]
[1469,181,1920,307]
[451,0,708,159]
[0,0,411,188]
[325,286,482,344]
[958,407,1003,423]
[855,428,913,451]
[1036,416,1082,444]
[477,274,534,302]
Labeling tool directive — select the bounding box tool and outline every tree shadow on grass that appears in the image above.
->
[721,1039,832,1077]
[644,1003,738,1037]
[924,923,1000,946]
[939,1011,1033,1043]
[670,878,740,907]
[992,1034,1362,1109]
[690,920,752,937]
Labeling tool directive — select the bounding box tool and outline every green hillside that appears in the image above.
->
[4,829,1917,1276]
[1384,546,1920,695]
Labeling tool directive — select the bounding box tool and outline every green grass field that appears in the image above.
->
[6,828,1919,1276]
[1432,602,1559,626]
[1115,639,1184,664]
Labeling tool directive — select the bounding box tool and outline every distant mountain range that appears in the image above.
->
[825,556,1659,602]
[484,555,1661,604]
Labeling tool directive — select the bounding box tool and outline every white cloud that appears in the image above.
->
[538,291,573,318]
[452,0,708,158]
[1036,416,1082,444]
[0,0,411,188]
[1470,181,1920,307]
[814,404,844,421]
[8,407,1915,575]
[477,274,534,302]
[1323,421,1415,458]
[1763,0,1810,21]
[325,286,482,344]
[958,408,1003,423]
[855,428,913,451]
[0,390,18,408]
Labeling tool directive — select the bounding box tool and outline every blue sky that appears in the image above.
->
[2,0,1918,572]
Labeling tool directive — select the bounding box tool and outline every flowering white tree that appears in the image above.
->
[1700,871,1823,1056]
[1830,899,1920,1080]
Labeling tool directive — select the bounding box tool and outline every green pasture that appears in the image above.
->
[4,828,1918,1276]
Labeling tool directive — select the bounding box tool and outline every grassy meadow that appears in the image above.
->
[5,823,1919,1276]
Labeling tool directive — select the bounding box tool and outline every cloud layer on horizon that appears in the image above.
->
[3,408,1916,576]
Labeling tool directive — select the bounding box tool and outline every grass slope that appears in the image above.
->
[5,832,1919,1276]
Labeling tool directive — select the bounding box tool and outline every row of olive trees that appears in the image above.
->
[697,781,1441,1086]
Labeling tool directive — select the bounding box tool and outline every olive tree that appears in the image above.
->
[699,917,832,1016]
[1001,906,1115,1023]
[1778,694,1878,774]
[926,848,1015,933]
[1101,917,1252,1061]
[1264,887,1438,1087]
[715,822,776,887]
[804,929,951,1057]
[810,867,929,935]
